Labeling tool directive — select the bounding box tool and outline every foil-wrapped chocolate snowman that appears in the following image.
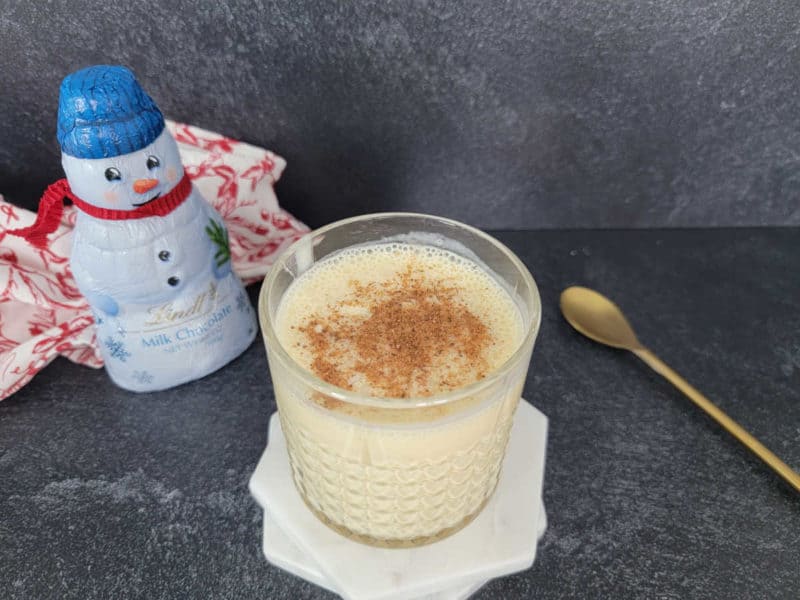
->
[12,65,256,391]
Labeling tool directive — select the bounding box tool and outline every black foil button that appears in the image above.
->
[167,276,180,287]
[158,250,170,262]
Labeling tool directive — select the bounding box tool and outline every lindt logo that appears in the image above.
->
[144,282,218,326]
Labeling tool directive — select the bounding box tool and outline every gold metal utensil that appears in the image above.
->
[560,285,800,493]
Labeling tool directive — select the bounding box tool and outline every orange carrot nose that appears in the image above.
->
[133,178,159,194]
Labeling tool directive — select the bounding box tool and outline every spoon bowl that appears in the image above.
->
[559,286,641,350]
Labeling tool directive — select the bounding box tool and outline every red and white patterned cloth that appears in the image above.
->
[0,121,308,400]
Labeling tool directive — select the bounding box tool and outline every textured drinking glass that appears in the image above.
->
[259,213,541,547]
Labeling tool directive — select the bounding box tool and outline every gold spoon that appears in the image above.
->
[560,285,800,493]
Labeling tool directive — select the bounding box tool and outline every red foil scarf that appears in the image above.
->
[8,173,192,249]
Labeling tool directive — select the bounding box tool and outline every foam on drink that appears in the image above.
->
[276,242,524,400]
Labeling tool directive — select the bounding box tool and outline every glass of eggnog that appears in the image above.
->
[258,213,540,547]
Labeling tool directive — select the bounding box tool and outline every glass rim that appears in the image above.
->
[259,212,541,409]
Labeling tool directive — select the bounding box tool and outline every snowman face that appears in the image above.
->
[61,128,184,210]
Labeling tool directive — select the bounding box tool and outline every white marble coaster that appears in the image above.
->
[262,509,491,599]
[261,502,548,600]
[250,400,548,600]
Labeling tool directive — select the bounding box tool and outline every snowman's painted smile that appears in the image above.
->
[132,193,161,207]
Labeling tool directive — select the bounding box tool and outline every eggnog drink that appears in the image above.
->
[266,236,534,546]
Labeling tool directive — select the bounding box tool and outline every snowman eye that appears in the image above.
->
[146,156,160,170]
[104,167,122,182]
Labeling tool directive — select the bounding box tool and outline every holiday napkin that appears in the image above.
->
[0,121,307,400]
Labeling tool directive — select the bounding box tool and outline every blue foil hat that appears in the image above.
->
[57,65,165,159]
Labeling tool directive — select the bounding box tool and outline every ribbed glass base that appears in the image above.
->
[296,481,497,548]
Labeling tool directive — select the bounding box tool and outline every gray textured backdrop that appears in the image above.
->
[1,0,799,229]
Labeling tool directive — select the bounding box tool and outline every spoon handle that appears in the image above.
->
[633,347,800,493]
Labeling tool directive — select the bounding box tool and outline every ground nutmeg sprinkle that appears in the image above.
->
[295,264,494,398]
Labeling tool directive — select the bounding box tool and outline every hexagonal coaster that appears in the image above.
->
[262,508,491,599]
[261,502,547,599]
[250,400,548,600]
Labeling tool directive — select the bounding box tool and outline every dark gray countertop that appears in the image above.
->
[1,228,798,599]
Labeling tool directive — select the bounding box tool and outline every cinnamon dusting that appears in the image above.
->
[296,263,493,398]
